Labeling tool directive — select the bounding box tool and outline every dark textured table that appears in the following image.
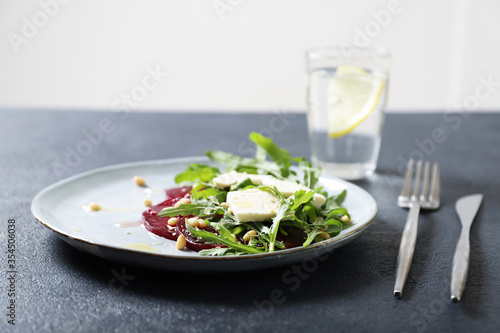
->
[1,109,499,333]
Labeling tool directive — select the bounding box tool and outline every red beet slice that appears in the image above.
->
[166,186,191,199]
[142,205,180,241]
[277,227,307,248]
[142,186,226,251]
[176,218,225,251]
[141,187,191,240]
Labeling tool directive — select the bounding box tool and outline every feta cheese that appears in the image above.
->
[226,188,279,222]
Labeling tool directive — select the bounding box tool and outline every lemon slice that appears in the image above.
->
[327,66,384,138]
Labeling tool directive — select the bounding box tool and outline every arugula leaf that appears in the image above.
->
[289,187,323,211]
[252,222,271,235]
[255,144,267,161]
[174,163,220,184]
[321,190,347,211]
[191,188,226,204]
[158,202,223,218]
[186,224,264,254]
[326,207,350,222]
[230,225,247,236]
[334,190,347,205]
[292,157,322,189]
[303,204,317,224]
[230,177,257,191]
[206,151,284,179]
[249,132,292,178]
[322,196,340,210]
[256,185,289,252]
[324,218,343,236]
[213,215,242,230]
[303,227,325,247]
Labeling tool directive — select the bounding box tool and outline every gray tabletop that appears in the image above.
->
[1,109,499,333]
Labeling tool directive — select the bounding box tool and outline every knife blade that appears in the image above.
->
[450,193,483,302]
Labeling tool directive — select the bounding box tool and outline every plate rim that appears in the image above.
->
[31,156,378,262]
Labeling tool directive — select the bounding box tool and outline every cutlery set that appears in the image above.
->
[393,159,483,302]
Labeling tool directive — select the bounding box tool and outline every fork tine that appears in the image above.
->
[411,160,423,200]
[398,159,414,204]
[420,161,430,202]
[429,162,440,204]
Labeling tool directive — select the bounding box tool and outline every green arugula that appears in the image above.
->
[206,150,285,180]
[174,163,220,184]
[186,223,264,254]
[303,227,325,247]
[158,201,223,218]
[256,185,288,252]
[230,177,257,191]
[191,188,227,204]
[292,157,322,189]
[289,187,323,211]
[249,133,292,178]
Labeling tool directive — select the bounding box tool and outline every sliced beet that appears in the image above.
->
[142,186,226,251]
[142,206,180,241]
[277,227,307,248]
[166,186,191,199]
[141,187,191,241]
[176,217,225,251]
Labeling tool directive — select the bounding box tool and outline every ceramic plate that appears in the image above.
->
[31,157,377,272]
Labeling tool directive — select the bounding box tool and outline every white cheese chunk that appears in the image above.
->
[226,188,280,222]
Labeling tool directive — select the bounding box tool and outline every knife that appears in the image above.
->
[450,193,483,302]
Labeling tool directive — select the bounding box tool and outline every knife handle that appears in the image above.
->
[451,229,470,302]
[394,202,420,298]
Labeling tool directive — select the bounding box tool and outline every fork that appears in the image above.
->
[394,159,440,298]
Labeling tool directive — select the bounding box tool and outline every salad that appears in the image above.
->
[141,133,350,256]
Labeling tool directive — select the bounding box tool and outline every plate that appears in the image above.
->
[31,157,377,272]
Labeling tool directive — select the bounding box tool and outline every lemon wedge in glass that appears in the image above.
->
[327,66,385,138]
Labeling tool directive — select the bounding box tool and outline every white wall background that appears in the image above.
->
[1,0,499,112]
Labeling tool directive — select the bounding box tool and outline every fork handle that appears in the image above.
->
[450,229,470,302]
[394,202,420,298]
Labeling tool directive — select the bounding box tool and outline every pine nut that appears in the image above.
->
[186,217,199,228]
[340,215,350,222]
[243,230,257,242]
[167,217,178,226]
[174,198,191,207]
[89,203,101,211]
[198,219,207,228]
[231,234,237,241]
[176,235,186,250]
[220,202,229,208]
[133,176,146,186]
[319,232,330,240]
[143,199,152,207]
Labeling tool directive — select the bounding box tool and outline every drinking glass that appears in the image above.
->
[306,46,391,180]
